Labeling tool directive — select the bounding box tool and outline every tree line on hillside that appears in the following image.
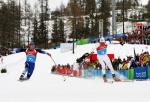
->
[0,0,150,49]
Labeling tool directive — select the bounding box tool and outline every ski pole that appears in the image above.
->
[50,56,57,65]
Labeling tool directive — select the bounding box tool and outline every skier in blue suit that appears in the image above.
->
[16,42,51,80]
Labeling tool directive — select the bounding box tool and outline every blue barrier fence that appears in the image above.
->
[134,66,148,80]
[82,66,150,80]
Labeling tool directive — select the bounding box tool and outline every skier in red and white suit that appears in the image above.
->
[94,37,120,82]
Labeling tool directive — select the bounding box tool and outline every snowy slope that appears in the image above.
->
[0,43,150,102]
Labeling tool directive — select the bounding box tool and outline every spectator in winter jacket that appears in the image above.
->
[112,59,120,70]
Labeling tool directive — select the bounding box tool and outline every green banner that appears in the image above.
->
[77,38,89,45]
[76,40,80,45]
[148,66,150,79]
[128,69,134,80]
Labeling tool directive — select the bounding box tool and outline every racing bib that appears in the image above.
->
[97,48,107,55]
[26,55,36,63]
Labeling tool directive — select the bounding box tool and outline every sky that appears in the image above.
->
[139,0,149,5]
[27,0,70,11]
[27,0,149,11]
[28,0,149,10]
[2,0,69,11]
[2,0,149,11]
[48,0,69,11]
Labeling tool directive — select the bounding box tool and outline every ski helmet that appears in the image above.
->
[28,42,35,49]
[100,37,105,42]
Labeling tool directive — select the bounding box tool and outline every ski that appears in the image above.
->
[105,80,134,83]
[109,80,133,83]
[113,80,134,83]
[18,78,29,82]
[104,81,114,84]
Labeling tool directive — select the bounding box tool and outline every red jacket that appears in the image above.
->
[96,42,107,51]
[25,49,37,57]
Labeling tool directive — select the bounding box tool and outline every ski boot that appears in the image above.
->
[112,74,121,81]
[103,74,107,82]
[19,75,24,80]
[26,75,31,80]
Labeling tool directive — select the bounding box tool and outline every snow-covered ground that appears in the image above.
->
[0,43,150,102]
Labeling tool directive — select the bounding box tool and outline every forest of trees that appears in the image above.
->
[0,0,149,49]
[0,0,21,48]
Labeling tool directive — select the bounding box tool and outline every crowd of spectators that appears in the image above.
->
[0,47,12,56]
[51,51,150,75]
[124,26,150,45]
[112,52,150,70]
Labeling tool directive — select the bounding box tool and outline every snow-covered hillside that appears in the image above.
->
[0,43,150,102]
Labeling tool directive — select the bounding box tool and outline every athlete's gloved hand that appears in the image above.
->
[11,48,18,54]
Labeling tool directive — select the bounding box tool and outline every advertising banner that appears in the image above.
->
[128,69,134,80]
[60,43,76,53]
[148,66,150,79]
[134,66,148,80]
